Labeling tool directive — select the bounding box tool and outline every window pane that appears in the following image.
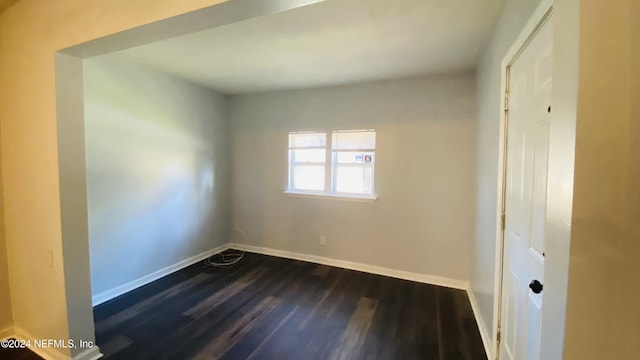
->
[333,131,375,150]
[289,132,326,148]
[335,166,373,194]
[293,166,325,191]
[336,151,375,164]
[292,149,325,163]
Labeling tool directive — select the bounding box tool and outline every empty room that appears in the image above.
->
[1,0,638,360]
[83,2,481,358]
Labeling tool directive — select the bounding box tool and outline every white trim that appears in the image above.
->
[11,327,104,360]
[229,243,467,290]
[284,191,377,203]
[13,326,71,360]
[493,1,554,359]
[0,326,13,340]
[92,243,231,306]
[72,346,103,360]
[2,326,102,360]
[467,288,494,360]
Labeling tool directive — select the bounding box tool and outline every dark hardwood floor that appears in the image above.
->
[94,251,487,360]
[0,340,43,360]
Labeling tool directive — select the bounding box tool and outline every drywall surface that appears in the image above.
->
[617,0,640,355]
[562,0,639,358]
[229,73,476,282]
[470,0,541,348]
[0,0,19,14]
[84,57,229,296]
[55,52,100,358]
[0,0,231,352]
[621,0,640,357]
[0,174,11,333]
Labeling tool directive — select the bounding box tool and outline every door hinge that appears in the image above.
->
[497,328,502,345]
[501,213,506,230]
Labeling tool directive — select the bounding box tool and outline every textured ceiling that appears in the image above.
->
[100,0,506,94]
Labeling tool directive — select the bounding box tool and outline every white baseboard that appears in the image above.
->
[3,242,477,359]
[13,326,70,360]
[467,287,494,360]
[92,243,231,306]
[0,326,13,340]
[72,346,103,360]
[229,243,467,290]
[3,326,104,359]
[6,326,103,360]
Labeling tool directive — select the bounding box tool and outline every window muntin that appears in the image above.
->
[331,130,376,196]
[288,132,327,192]
[288,130,376,198]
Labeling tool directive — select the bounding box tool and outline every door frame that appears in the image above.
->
[492,0,554,358]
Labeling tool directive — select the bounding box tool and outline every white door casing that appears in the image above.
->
[499,15,553,360]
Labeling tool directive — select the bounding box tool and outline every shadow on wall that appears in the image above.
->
[84,58,229,296]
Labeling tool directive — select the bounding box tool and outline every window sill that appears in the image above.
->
[284,191,378,203]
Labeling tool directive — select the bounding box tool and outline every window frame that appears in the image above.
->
[330,130,376,197]
[287,131,328,194]
[286,129,377,201]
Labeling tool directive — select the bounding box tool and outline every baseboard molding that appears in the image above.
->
[72,346,103,360]
[0,326,13,340]
[92,243,231,306]
[13,326,71,360]
[467,287,494,360]
[229,243,467,290]
[3,326,103,359]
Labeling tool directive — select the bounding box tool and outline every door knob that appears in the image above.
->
[529,280,543,294]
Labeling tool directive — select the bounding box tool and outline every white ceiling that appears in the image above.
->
[103,0,505,94]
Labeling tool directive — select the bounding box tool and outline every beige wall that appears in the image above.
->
[618,0,640,357]
[0,0,228,354]
[230,73,476,283]
[0,11,13,338]
[0,154,11,333]
[470,0,541,352]
[0,0,19,14]
[563,0,638,359]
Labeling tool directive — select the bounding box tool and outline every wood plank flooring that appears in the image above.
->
[94,251,486,360]
[0,340,43,360]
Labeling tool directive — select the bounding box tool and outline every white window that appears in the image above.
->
[287,130,376,199]
[288,132,327,193]
[332,130,376,195]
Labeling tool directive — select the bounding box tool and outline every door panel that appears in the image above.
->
[504,268,519,360]
[499,16,552,360]
[530,117,550,259]
[526,292,543,360]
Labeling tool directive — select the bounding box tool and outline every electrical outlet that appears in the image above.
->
[319,236,326,246]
